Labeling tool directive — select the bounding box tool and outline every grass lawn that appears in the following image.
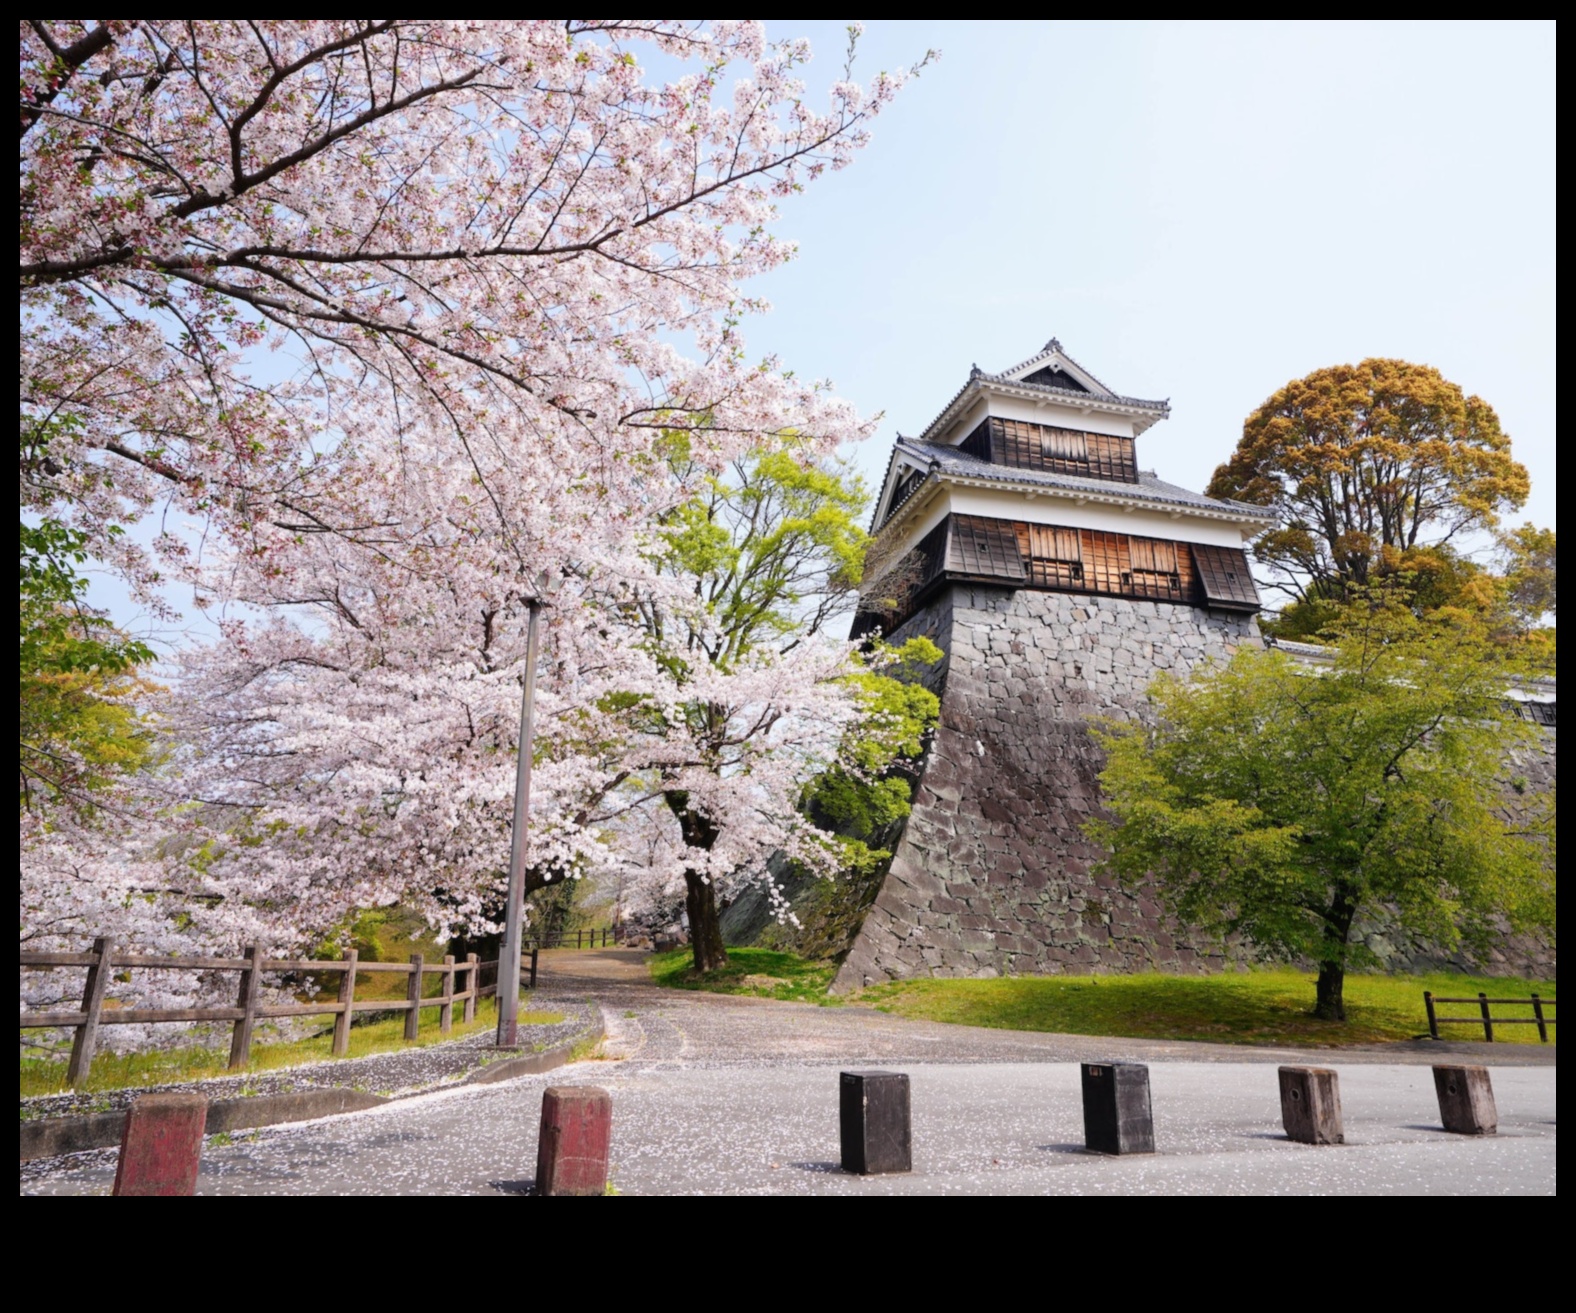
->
[862,969,1558,1048]
[19,995,564,1100]
[649,947,839,1004]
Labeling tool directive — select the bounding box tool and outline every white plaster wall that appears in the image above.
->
[945,485,1253,547]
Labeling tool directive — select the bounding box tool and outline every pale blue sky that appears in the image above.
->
[754,20,1556,537]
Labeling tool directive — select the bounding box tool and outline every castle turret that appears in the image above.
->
[854,340,1273,639]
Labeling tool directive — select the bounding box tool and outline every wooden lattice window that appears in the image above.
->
[957,418,1138,483]
[1040,428,1089,464]
[1018,523,1085,588]
[1192,544,1260,610]
[1079,529,1131,595]
[946,515,1027,583]
[1125,536,1185,599]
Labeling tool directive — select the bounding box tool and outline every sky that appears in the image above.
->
[88,20,1556,644]
[748,20,1556,538]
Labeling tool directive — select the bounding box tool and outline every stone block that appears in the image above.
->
[536,1085,612,1195]
[1278,1066,1344,1144]
[1081,1062,1154,1155]
[1432,1065,1497,1135]
[840,1071,912,1175]
[112,1093,207,1196]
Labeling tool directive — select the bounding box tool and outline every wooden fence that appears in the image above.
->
[531,927,615,950]
[19,938,541,1088]
[1424,991,1556,1043]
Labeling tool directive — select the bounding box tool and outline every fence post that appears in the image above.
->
[331,948,358,1057]
[529,946,539,990]
[404,953,423,1041]
[228,943,263,1069]
[1424,991,1439,1040]
[1531,993,1547,1043]
[1478,992,1494,1043]
[67,935,114,1090]
[440,954,455,1034]
[463,952,479,1025]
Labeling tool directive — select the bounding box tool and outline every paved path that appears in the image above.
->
[21,951,1557,1195]
[542,948,1555,1069]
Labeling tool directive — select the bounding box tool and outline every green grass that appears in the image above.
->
[861,968,1558,1048]
[19,996,564,1100]
[648,947,840,1004]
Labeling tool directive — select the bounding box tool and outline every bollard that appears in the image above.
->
[535,1086,612,1195]
[1278,1066,1344,1145]
[839,1070,912,1175]
[1432,1065,1497,1135]
[1081,1061,1154,1155]
[112,1093,208,1196]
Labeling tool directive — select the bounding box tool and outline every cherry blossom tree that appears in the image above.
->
[21,19,919,600]
[20,21,931,980]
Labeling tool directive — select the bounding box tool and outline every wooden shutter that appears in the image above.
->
[1192,545,1260,610]
[1080,530,1131,595]
[946,515,1027,583]
[1021,524,1085,588]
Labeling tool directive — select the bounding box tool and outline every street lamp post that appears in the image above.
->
[496,595,544,1048]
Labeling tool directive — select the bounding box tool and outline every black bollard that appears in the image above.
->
[1433,1065,1497,1135]
[1081,1061,1154,1155]
[1278,1066,1344,1144]
[839,1070,912,1175]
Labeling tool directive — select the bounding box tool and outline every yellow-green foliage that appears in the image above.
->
[652,448,870,671]
[808,635,942,862]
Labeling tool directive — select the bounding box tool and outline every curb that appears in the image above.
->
[19,1016,605,1162]
[462,1013,605,1086]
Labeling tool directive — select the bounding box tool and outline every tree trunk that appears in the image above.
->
[683,868,728,974]
[1313,890,1358,1021]
[664,790,728,974]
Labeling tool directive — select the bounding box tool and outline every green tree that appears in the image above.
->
[803,635,943,870]
[1498,522,1556,633]
[629,448,938,973]
[1088,594,1554,1021]
[1208,359,1529,601]
[21,511,156,817]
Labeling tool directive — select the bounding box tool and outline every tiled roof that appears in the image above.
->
[889,438,1276,522]
[916,369,1169,445]
[978,368,1169,412]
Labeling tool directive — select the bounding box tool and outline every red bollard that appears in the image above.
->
[536,1086,611,1196]
[112,1093,208,1196]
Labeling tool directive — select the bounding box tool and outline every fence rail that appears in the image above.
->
[530,927,615,950]
[20,938,541,1088]
[1424,991,1556,1043]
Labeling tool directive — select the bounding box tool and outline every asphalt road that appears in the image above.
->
[22,951,1556,1195]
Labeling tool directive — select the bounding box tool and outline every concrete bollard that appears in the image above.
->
[1278,1066,1344,1145]
[839,1070,912,1175]
[1432,1065,1497,1135]
[535,1086,612,1195]
[1081,1061,1154,1155]
[112,1093,208,1196]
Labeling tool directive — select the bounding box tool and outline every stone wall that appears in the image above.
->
[831,585,1262,991]
[829,583,1556,992]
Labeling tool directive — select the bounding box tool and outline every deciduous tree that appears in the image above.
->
[1207,359,1529,601]
[1089,594,1554,1021]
